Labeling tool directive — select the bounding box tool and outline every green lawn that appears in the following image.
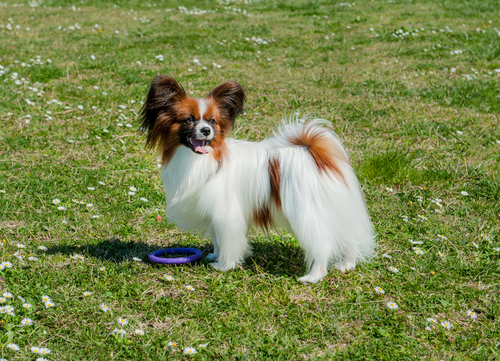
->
[1,0,499,359]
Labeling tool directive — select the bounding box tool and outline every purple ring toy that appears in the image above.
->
[148,248,203,264]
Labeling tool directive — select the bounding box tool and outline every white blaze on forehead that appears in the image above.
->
[197,98,209,121]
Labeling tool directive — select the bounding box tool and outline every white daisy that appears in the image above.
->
[461,191,468,196]
[185,285,195,291]
[112,328,127,335]
[135,329,145,335]
[83,291,93,296]
[100,303,109,312]
[21,317,33,326]
[117,317,128,326]
[41,295,51,302]
[386,301,399,310]
[164,274,174,281]
[168,341,178,347]
[467,310,477,319]
[52,199,61,204]
[7,343,20,351]
[441,321,452,329]
[389,266,399,273]
[184,347,197,355]
[129,186,137,192]
[140,197,149,202]
[374,287,385,294]
[38,246,48,251]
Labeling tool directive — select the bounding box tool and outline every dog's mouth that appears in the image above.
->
[186,137,211,154]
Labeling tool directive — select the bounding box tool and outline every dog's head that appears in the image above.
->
[140,76,245,163]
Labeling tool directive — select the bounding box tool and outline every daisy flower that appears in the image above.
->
[87,203,93,208]
[99,181,106,185]
[41,295,51,302]
[83,291,93,296]
[112,328,127,335]
[0,190,5,194]
[128,191,136,196]
[28,256,39,261]
[417,214,428,221]
[415,249,424,255]
[437,252,445,257]
[129,186,137,192]
[31,346,41,353]
[441,321,452,329]
[425,326,432,331]
[386,301,399,310]
[0,306,6,313]
[164,274,174,281]
[199,344,207,348]
[467,310,477,319]
[117,317,128,326]
[409,239,423,245]
[401,215,409,221]
[40,348,51,355]
[44,300,55,308]
[472,242,479,249]
[23,303,32,309]
[135,329,145,335]
[21,317,34,326]
[185,285,195,291]
[100,303,109,312]
[168,341,178,347]
[437,234,447,241]
[88,187,95,191]
[374,287,385,294]
[184,347,197,355]
[7,343,20,351]
[2,261,12,268]
[132,257,142,262]
[16,243,25,249]
[385,187,393,192]
[100,266,106,271]
[140,197,149,202]
[3,292,13,299]
[461,191,468,196]
[52,199,61,205]
[38,246,48,251]
[415,195,423,202]
[389,266,399,273]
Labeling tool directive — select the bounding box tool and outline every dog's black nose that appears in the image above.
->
[201,127,211,136]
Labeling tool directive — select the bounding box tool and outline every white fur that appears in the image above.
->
[161,117,376,284]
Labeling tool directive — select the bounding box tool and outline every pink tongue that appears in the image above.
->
[192,139,209,154]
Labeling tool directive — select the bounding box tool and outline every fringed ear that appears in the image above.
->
[140,76,187,149]
[208,81,245,128]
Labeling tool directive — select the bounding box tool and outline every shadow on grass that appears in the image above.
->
[46,237,307,277]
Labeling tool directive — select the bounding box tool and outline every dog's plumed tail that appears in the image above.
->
[268,117,376,283]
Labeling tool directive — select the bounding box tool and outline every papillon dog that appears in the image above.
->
[140,76,375,284]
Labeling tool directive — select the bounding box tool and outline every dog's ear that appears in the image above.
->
[140,76,187,149]
[208,81,245,127]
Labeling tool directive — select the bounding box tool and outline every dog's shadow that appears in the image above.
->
[46,236,306,277]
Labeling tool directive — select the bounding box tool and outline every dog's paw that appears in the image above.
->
[205,253,218,261]
[298,273,324,285]
[210,261,236,272]
[335,261,356,272]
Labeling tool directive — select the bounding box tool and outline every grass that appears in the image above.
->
[1,0,500,359]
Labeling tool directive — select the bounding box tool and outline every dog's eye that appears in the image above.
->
[209,118,215,124]
[185,117,194,123]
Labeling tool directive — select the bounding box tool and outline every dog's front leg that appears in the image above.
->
[205,227,219,261]
[209,217,252,271]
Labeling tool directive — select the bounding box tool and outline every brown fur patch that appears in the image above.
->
[268,157,282,211]
[287,127,348,184]
[253,206,273,231]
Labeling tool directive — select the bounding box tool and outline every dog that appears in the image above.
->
[140,76,376,284]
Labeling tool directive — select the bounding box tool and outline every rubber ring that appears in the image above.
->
[148,248,203,265]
